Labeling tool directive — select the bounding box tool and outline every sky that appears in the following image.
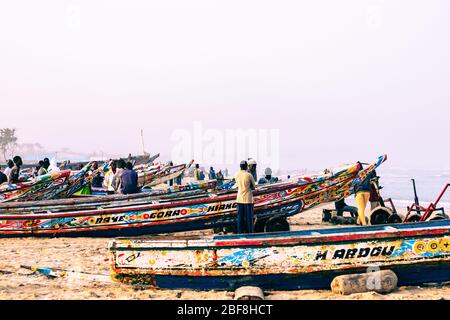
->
[1,0,449,171]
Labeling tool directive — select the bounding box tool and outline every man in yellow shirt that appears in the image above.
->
[235,160,256,234]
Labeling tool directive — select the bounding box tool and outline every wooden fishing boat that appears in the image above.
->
[0,156,386,237]
[138,161,193,187]
[109,219,450,290]
[0,171,72,203]
[0,163,95,203]
[0,180,219,214]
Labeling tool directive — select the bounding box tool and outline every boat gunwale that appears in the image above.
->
[109,221,450,250]
[0,181,318,219]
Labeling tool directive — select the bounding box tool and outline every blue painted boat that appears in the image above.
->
[109,220,450,290]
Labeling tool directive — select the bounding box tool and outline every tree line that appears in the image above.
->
[0,128,18,162]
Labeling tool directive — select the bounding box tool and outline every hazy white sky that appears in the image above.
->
[1,0,449,170]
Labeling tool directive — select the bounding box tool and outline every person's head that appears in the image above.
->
[357,161,363,171]
[248,159,257,169]
[264,168,272,178]
[92,161,98,170]
[38,160,44,168]
[43,158,50,169]
[210,167,214,171]
[13,156,23,166]
[7,160,14,168]
[195,164,199,169]
[126,162,133,170]
[240,160,248,171]
[118,159,126,169]
[110,160,117,171]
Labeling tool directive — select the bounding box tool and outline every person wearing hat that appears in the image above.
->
[258,168,279,185]
[235,160,256,234]
[247,158,257,182]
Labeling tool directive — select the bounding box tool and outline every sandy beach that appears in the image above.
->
[0,203,449,300]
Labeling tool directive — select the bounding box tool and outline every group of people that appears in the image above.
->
[34,158,51,177]
[97,159,139,195]
[193,159,278,190]
[193,164,227,186]
[193,159,281,234]
[234,158,382,235]
[0,156,23,184]
[0,154,140,196]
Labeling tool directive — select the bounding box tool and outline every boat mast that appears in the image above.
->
[141,129,148,156]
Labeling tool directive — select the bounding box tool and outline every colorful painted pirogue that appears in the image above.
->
[0,164,94,203]
[0,156,386,237]
[0,171,71,203]
[110,219,450,290]
[0,180,219,214]
[137,161,194,188]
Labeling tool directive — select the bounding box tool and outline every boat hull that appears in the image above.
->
[110,220,450,290]
[131,262,450,291]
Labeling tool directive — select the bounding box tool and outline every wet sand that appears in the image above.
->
[0,204,449,300]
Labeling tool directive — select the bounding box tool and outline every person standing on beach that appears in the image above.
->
[194,164,202,181]
[112,159,126,192]
[8,156,23,184]
[354,163,376,226]
[3,160,14,178]
[34,160,44,178]
[209,167,216,180]
[103,160,117,191]
[168,161,174,186]
[369,170,380,210]
[258,168,278,185]
[38,158,50,176]
[120,162,139,194]
[0,165,7,185]
[216,170,224,186]
[248,159,257,182]
[235,160,256,234]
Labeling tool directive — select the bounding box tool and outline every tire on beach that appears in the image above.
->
[214,225,236,234]
[254,218,267,233]
[405,213,421,223]
[264,217,290,233]
[428,212,449,221]
[387,213,403,224]
[369,206,392,225]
